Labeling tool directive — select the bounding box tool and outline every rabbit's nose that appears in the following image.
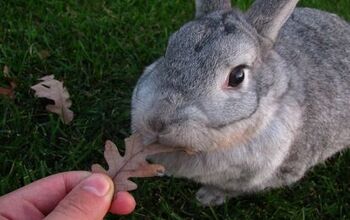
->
[148,117,166,133]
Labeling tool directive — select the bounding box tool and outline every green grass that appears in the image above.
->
[0,0,349,219]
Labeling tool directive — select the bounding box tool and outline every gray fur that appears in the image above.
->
[246,0,299,43]
[195,0,232,18]
[131,0,350,206]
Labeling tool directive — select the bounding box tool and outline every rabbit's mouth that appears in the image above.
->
[135,113,262,153]
[144,122,240,153]
[139,130,198,154]
[155,141,199,155]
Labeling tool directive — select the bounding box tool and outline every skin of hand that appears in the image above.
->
[0,171,136,220]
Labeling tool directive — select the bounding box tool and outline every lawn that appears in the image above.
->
[0,0,349,219]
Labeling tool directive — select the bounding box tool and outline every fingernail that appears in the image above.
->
[81,174,111,197]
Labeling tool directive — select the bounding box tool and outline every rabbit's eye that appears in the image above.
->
[228,65,245,87]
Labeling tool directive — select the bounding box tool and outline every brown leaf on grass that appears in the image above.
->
[0,79,16,99]
[31,75,74,124]
[92,134,176,193]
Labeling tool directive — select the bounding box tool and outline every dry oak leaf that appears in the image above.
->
[31,75,74,124]
[92,134,175,193]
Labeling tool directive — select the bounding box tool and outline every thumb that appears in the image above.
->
[45,173,114,220]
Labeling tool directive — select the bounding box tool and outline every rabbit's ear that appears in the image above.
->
[246,0,298,44]
[195,0,232,18]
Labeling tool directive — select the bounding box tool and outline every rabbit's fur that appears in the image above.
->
[131,0,350,206]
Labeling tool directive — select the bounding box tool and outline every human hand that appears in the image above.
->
[0,171,136,219]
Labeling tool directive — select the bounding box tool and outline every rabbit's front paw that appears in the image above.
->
[196,186,226,206]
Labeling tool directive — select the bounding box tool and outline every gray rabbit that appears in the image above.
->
[131,0,350,206]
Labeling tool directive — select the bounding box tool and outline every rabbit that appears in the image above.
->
[131,0,350,206]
